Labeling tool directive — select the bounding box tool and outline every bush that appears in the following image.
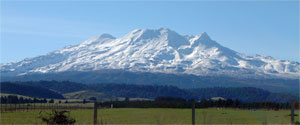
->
[39,110,76,124]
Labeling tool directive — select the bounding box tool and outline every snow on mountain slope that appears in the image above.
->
[1,28,299,78]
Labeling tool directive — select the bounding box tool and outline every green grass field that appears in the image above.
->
[1,108,299,124]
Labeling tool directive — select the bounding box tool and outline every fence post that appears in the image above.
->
[94,102,98,125]
[291,100,295,125]
[4,104,6,112]
[192,99,195,125]
[10,104,12,112]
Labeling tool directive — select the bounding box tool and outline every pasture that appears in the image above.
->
[1,108,298,124]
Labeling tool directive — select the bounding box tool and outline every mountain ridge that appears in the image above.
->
[1,28,299,79]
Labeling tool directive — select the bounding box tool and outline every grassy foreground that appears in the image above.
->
[1,108,299,124]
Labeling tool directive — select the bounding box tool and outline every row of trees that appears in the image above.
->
[1,95,55,104]
[100,96,297,110]
[0,95,87,104]
[1,95,298,110]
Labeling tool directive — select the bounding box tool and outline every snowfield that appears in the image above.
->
[1,28,299,78]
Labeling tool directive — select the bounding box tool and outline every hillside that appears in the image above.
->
[63,90,110,101]
[2,70,298,94]
[2,81,296,103]
[0,82,64,99]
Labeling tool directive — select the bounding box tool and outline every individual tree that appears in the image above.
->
[43,98,47,103]
[89,97,97,102]
[7,95,18,104]
[33,98,38,103]
[125,97,129,102]
[49,99,54,103]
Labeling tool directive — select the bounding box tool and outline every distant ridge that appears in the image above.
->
[0,82,64,99]
[1,81,296,103]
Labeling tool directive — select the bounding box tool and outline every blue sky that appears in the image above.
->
[0,1,299,63]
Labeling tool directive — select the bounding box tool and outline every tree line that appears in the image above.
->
[1,95,298,110]
[0,95,55,104]
[100,96,299,110]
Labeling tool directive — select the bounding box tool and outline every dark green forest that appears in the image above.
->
[0,81,297,103]
[2,70,298,94]
[0,82,64,99]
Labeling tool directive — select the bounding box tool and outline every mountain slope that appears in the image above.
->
[1,28,299,78]
[63,90,110,101]
[0,82,64,99]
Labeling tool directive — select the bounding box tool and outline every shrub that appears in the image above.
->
[39,110,76,124]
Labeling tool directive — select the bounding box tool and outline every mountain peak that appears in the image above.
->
[81,33,115,45]
[130,28,174,34]
[199,32,211,40]
[99,33,115,39]
[127,28,186,43]
[128,28,161,41]
[158,27,172,32]
[190,32,218,48]
[129,28,190,48]
[130,28,163,32]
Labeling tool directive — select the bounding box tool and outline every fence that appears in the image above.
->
[1,101,297,125]
[0,103,94,112]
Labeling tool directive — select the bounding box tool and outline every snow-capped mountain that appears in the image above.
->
[1,28,299,78]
